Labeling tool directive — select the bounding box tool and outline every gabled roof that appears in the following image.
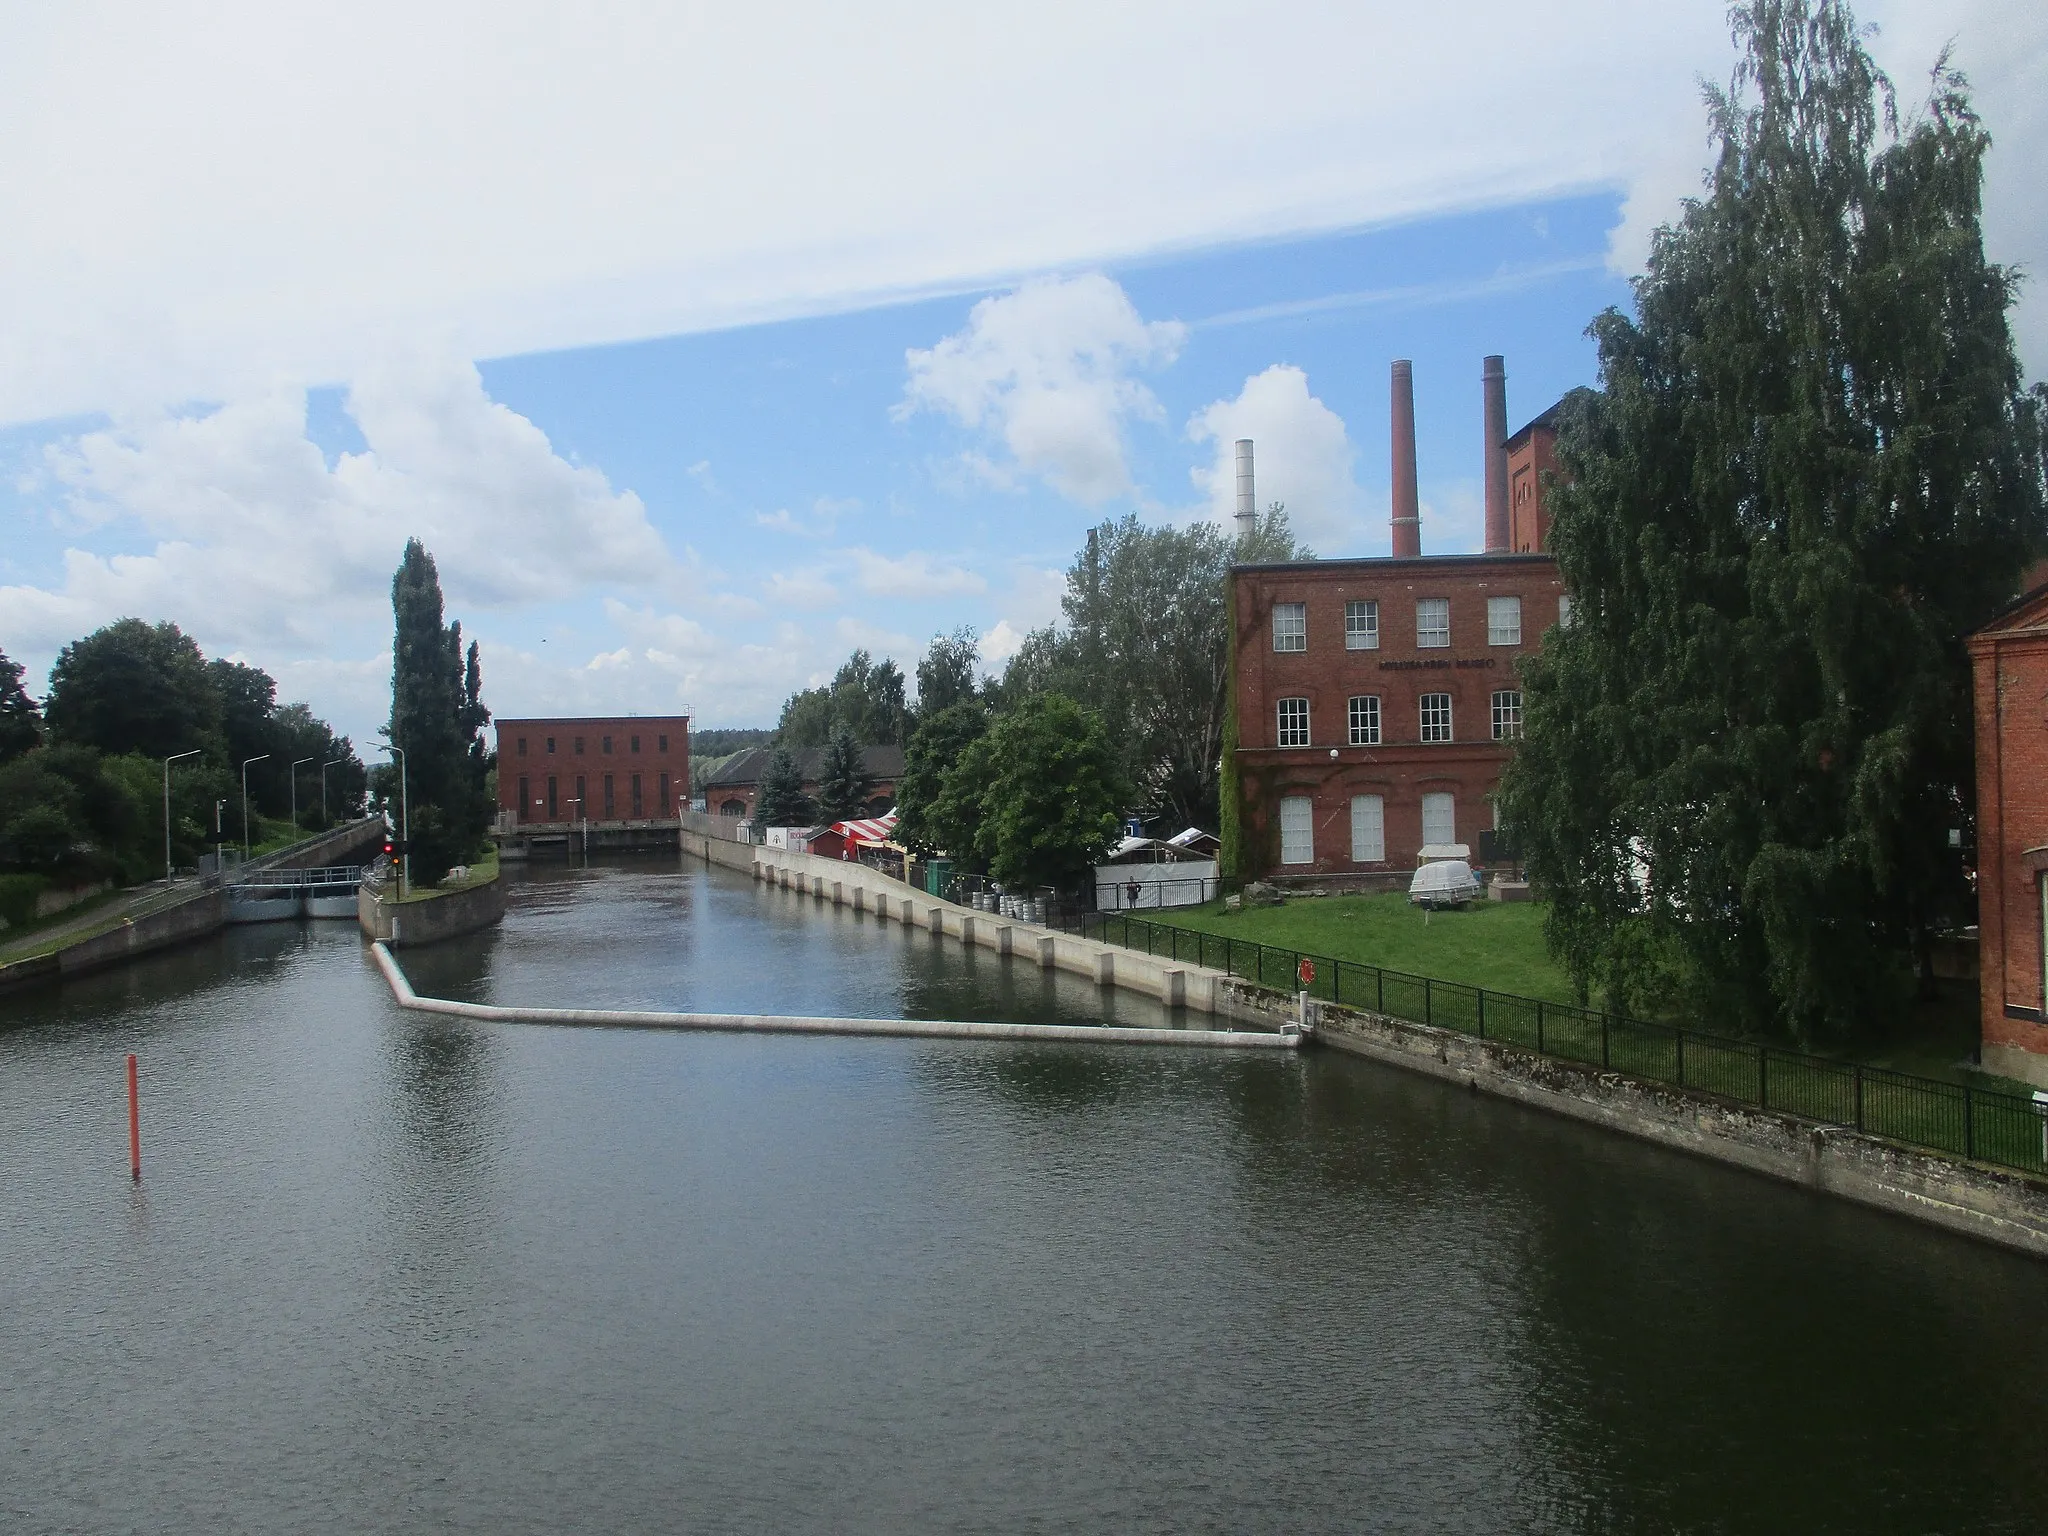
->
[1504,400,1562,451]
[701,743,906,788]
[1970,571,2048,642]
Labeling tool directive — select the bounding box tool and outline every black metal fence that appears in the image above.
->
[1046,908,2048,1178]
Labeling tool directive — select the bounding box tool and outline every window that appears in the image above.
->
[1422,791,1456,848]
[1279,796,1314,865]
[1345,599,1379,650]
[517,776,529,821]
[1416,598,1449,648]
[574,736,585,755]
[547,776,559,817]
[1350,794,1385,862]
[1420,692,1452,742]
[604,775,615,817]
[1272,601,1307,652]
[546,737,556,753]
[658,734,668,753]
[1491,690,1523,740]
[1487,596,1522,646]
[631,773,643,816]
[631,735,641,753]
[603,735,612,754]
[1557,593,1574,629]
[1277,697,1311,747]
[1348,695,1380,746]
[517,737,527,757]
[658,771,670,814]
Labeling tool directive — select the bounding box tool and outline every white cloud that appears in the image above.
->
[848,547,988,599]
[980,619,1029,669]
[1188,365,1362,551]
[763,569,841,609]
[899,275,1185,504]
[979,563,1067,670]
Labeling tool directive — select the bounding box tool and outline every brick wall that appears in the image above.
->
[1970,588,2048,1086]
[1230,553,1563,882]
[497,716,690,824]
[1505,414,1559,554]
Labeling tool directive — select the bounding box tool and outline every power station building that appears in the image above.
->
[496,715,691,828]
[1226,357,1564,884]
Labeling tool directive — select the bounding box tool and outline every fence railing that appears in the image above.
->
[1044,907,2048,1179]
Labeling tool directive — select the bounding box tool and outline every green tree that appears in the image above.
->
[776,649,910,748]
[1001,509,1307,831]
[814,727,874,821]
[754,746,813,828]
[963,693,1131,891]
[913,628,980,720]
[387,540,493,882]
[0,646,41,763]
[1498,0,2048,1042]
[895,700,989,857]
[43,618,220,761]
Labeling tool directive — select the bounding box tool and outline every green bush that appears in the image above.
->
[0,871,49,928]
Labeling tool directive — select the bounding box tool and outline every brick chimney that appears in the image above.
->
[1482,355,1509,553]
[1391,360,1420,557]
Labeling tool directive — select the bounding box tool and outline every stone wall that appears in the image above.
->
[0,889,230,996]
[357,872,505,947]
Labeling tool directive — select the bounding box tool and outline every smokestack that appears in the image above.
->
[1482,355,1509,552]
[1233,438,1257,542]
[1391,360,1420,558]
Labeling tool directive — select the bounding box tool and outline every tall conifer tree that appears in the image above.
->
[387,540,493,880]
[1500,0,2048,1040]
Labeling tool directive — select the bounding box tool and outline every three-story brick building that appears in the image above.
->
[497,715,690,827]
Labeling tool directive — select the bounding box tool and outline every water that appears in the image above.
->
[5,856,2047,1533]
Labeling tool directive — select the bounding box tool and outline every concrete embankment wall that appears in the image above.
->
[750,844,2048,1260]
[0,889,230,996]
[679,825,758,875]
[357,872,506,947]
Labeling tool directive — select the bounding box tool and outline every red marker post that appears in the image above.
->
[1296,957,1316,1033]
[126,1053,141,1181]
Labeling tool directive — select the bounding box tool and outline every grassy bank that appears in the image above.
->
[390,848,499,905]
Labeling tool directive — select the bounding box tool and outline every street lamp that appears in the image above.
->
[241,754,269,859]
[161,749,201,884]
[321,758,347,823]
[288,756,316,835]
[379,744,409,898]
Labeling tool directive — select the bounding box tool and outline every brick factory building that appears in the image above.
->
[497,716,690,826]
[1226,356,1565,885]
[702,744,904,822]
[1969,577,2048,1088]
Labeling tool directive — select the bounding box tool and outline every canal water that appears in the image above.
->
[5,856,2047,1533]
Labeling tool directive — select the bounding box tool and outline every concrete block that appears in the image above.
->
[960,917,976,947]
[1037,935,1057,969]
[1160,967,1187,1007]
[831,881,844,905]
[853,886,866,913]
[1094,951,1114,986]
[994,924,1013,956]
[926,905,944,933]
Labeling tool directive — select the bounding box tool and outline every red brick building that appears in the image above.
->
[497,716,690,825]
[1969,580,2048,1087]
[1227,553,1565,883]
[1506,404,1560,554]
[702,744,903,822]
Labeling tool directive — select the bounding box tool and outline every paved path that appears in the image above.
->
[0,880,206,966]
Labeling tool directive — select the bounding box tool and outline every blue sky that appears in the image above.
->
[0,2,2039,748]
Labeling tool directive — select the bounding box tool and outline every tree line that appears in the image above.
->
[0,622,366,902]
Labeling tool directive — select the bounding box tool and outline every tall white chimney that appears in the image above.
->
[1234,438,1257,542]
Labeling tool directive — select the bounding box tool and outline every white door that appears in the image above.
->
[1421,792,1456,848]
[1279,796,1314,865]
[1350,795,1384,862]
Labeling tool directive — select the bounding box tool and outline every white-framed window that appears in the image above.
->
[1487,595,1523,646]
[1419,692,1452,743]
[1345,599,1380,650]
[1556,593,1574,629]
[1350,794,1385,862]
[1280,795,1314,865]
[1273,602,1307,652]
[1422,791,1456,848]
[1416,597,1450,648]
[1347,694,1380,745]
[1491,690,1523,740]
[1277,697,1310,747]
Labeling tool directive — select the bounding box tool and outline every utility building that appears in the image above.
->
[1226,357,1564,885]
[495,715,690,848]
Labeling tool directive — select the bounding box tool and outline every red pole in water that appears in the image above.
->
[126,1053,140,1181]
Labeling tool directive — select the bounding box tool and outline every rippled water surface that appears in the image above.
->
[6,857,2047,1533]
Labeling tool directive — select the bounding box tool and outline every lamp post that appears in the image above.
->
[288,756,315,836]
[241,754,269,858]
[321,758,347,824]
[380,745,409,897]
[161,749,201,884]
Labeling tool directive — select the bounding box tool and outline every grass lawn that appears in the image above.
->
[1142,891,1578,1002]
[390,848,499,905]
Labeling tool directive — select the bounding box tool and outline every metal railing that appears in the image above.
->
[1045,908,2048,1178]
[232,865,364,889]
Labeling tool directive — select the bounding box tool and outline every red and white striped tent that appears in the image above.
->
[806,812,899,859]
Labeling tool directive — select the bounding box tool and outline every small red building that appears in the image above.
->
[1970,579,2048,1088]
[497,715,690,825]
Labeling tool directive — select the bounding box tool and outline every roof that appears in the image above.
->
[820,813,898,845]
[1503,400,1562,451]
[702,742,906,788]
[1231,551,1559,575]
[1970,570,2048,641]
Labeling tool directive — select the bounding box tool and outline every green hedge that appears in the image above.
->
[0,873,51,929]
